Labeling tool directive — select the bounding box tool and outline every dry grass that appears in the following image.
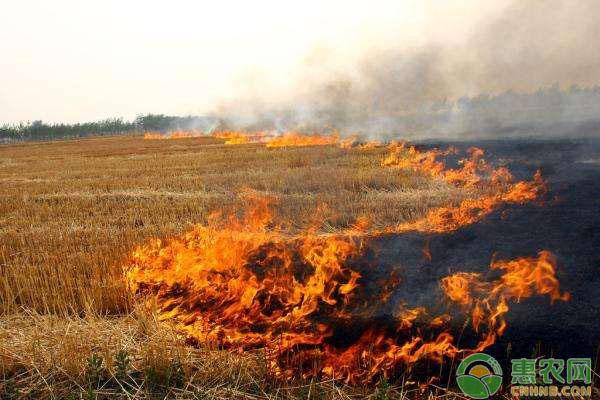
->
[1,309,472,399]
[0,135,471,398]
[0,135,465,316]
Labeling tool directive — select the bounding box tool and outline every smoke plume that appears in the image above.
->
[213,1,600,140]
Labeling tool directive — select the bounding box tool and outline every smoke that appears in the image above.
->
[212,1,600,139]
[466,1,600,93]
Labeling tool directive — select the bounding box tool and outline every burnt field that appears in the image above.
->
[380,137,600,360]
[1,134,599,398]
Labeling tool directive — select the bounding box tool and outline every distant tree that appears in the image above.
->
[0,118,137,142]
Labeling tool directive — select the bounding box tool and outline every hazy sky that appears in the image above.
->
[0,0,512,124]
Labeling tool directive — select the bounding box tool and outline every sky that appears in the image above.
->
[0,0,510,124]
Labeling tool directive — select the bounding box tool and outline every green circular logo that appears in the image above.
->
[456,353,503,399]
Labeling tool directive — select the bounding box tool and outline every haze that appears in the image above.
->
[1,1,598,125]
[0,0,507,123]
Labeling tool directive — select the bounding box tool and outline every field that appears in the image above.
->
[0,135,471,399]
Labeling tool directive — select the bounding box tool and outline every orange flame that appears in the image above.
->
[143,131,168,139]
[265,132,340,148]
[144,129,379,149]
[339,135,382,150]
[126,142,568,383]
[143,130,204,139]
[441,251,569,350]
[385,144,547,234]
[211,131,271,144]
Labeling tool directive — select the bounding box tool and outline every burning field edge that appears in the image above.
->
[125,138,568,384]
[1,133,595,399]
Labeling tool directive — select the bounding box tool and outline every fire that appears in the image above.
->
[339,135,382,150]
[265,132,340,148]
[211,131,251,144]
[385,144,547,234]
[126,142,569,384]
[143,130,204,139]
[339,135,359,149]
[490,250,571,303]
[212,130,343,147]
[170,130,200,139]
[143,129,377,148]
[211,131,271,145]
[440,251,569,350]
[143,131,168,139]
[142,130,272,143]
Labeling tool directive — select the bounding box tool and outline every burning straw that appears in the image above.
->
[126,142,569,384]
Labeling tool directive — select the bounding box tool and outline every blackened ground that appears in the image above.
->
[368,137,600,363]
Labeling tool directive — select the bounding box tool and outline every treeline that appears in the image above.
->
[134,114,219,132]
[0,118,136,142]
[368,84,600,139]
[230,84,600,139]
[0,114,220,142]
[421,84,600,138]
[4,85,600,142]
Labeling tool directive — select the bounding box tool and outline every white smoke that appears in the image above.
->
[212,0,600,139]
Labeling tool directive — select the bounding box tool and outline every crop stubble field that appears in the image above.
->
[0,135,469,399]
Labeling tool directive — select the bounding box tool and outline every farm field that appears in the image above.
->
[0,135,471,398]
[3,2,600,399]
[1,134,598,399]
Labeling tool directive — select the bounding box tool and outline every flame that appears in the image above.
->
[169,130,201,139]
[340,135,382,150]
[211,131,272,145]
[211,131,341,146]
[142,130,269,143]
[143,130,204,139]
[211,131,252,144]
[143,131,168,140]
[385,144,547,234]
[126,142,569,383]
[440,251,569,350]
[144,129,378,149]
[265,132,340,148]
[339,135,359,149]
